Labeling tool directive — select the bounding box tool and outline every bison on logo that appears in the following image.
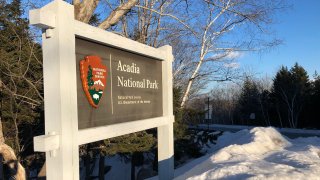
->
[80,56,107,108]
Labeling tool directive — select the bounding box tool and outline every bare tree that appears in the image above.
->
[27,0,139,30]
[210,83,240,124]
[25,0,286,109]
[72,0,139,30]
[0,2,40,178]
[179,0,285,107]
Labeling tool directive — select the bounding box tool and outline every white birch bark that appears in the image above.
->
[98,0,138,29]
[74,0,100,23]
[180,0,231,108]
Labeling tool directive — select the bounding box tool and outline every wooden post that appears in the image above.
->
[30,1,79,179]
[158,45,174,180]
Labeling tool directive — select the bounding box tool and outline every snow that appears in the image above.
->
[194,124,320,138]
[197,131,204,136]
[80,155,131,180]
[174,127,320,180]
[195,124,320,135]
[208,131,221,136]
[80,153,156,180]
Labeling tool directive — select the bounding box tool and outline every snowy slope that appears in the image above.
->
[175,127,320,180]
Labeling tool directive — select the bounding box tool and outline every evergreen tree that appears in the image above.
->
[313,74,320,96]
[270,66,290,127]
[309,74,320,128]
[173,87,187,139]
[0,0,43,148]
[87,65,94,87]
[259,90,272,126]
[0,0,43,177]
[236,78,263,126]
[271,63,310,128]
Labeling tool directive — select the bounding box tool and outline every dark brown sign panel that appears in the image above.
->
[76,38,163,129]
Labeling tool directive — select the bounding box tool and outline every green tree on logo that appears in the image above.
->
[87,65,94,87]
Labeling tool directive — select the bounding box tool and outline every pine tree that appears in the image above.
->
[309,74,320,128]
[313,74,320,96]
[0,0,43,178]
[271,63,310,128]
[236,78,263,126]
[173,87,187,139]
[87,65,94,87]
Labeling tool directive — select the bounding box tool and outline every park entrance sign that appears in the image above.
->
[76,38,163,129]
[30,1,174,179]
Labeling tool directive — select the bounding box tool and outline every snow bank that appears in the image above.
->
[213,127,291,161]
[175,127,320,180]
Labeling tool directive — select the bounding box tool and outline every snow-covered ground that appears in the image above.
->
[174,127,320,180]
[194,124,320,138]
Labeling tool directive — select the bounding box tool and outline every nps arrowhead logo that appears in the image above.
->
[80,56,107,108]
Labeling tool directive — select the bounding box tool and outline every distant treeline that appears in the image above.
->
[187,63,320,129]
[234,63,320,129]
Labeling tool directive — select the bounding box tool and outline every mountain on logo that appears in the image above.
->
[94,79,104,87]
[92,80,104,91]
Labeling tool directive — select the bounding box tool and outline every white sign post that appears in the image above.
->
[30,0,174,179]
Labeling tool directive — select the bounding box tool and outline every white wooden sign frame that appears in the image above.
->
[29,1,174,179]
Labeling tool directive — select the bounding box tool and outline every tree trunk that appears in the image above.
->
[74,0,100,23]
[99,155,105,180]
[259,99,269,126]
[277,107,283,128]
[0,144,26,180]
[180,56,204,108]
[98,0,138,30]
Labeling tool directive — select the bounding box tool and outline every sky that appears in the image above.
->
[237,0,320,79]
[23,0,320,84]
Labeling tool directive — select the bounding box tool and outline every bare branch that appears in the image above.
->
[75,0,100,23]
[135,4,197,36]
[99,0,138,29]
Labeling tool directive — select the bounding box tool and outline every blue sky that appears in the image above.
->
[237,0,320,79]
[24,0,319,81]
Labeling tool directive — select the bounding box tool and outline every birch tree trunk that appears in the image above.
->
[180,55,204,108]
[98,0,138,30]
[177,0,284,108]
[74,0,138,30]
[179,1,231,108]
[74,0,100,23]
